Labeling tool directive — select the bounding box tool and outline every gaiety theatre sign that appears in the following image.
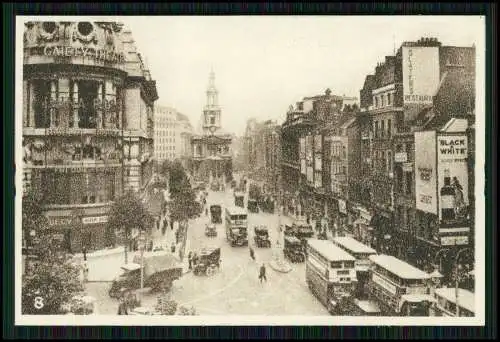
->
[43,46,125,64]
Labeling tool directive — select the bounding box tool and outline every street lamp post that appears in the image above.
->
[454,247,472,316]
[138,231,146,292]
[434,248,450,273]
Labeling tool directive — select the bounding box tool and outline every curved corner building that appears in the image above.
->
[22,21,158,252]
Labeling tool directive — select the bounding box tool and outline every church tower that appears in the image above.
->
[202,69,222,134]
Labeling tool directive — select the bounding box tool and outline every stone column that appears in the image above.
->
[23,80,28,127]
[97,82,103,128]
[49,80,57,127]
[28,80,35,127]
[105,80,116,128]
[72,81,79,128]
[58,78,70,128]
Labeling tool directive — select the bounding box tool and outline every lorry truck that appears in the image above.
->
[108,251,183,298]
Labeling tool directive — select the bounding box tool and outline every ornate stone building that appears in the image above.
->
[191,71,232,183]
[22,21,158,252]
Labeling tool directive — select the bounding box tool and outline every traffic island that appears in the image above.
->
[269,257,292,273]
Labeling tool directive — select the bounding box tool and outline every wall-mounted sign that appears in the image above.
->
[437,136,468,160]
[394,152,408,163]
[402,46,440,104]
[441,235,469,246]
[48,216,73,227]
[402,162,413,172]
[82,216,108,225]
[43,45,125,64]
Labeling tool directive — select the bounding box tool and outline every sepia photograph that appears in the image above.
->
[15,15,486,326]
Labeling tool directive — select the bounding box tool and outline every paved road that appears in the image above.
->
[84,184,327,315]
[170,187,328,315]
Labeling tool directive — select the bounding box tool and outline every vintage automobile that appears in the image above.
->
[247,199,259,213]
[205,224,217,237]
[210,205,222,224]
[283,236,305,263]
[317,230,328,240]
[253,225,271,248]
[192,247,221,276]
[293,219,315,240]
[234,191,245,208]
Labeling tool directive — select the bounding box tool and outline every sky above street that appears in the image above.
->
[41,16,485,136]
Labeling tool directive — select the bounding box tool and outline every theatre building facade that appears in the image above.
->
[22,21,158,252]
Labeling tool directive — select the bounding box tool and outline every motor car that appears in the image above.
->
[205,224,217,237]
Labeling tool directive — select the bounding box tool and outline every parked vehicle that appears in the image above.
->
[234,191,245,208]
[210,205,222,224]
[253,225,271,248]
[283,236,305,263]
[205,224,217,237]
[247,199,259,213]
[293,219,315,240]
[193,247,221,276]
[108,252,183,298]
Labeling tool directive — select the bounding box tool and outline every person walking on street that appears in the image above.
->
[188,251,193,270]
[82,246,87,262]
[259,263,267,283]
[249,246,255,262]
[117,297,128,315]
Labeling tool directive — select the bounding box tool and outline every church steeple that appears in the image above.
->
[206,69,218,107]
[203,69,221,133]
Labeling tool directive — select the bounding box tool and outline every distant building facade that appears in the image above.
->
[154,105,178,162]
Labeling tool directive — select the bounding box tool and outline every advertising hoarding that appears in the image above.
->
[414,131,437,214]
[436,134,469,221]
[402,46,440,105]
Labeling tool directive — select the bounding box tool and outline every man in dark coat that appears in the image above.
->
[82,246,87,261]
[249,246,255,261]
[259,263,267,283]
[117,298,128,315]
[188,251,193,270]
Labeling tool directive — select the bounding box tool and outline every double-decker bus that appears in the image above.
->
[368,255,434,316]
[332,236,377,299]
[431,287,475,317]
[305,239,357,314]
[225,206,248,246]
